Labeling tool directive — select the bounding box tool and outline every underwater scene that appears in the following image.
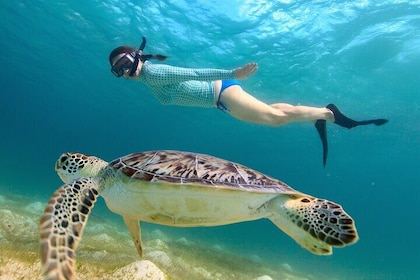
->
[0,0,419,279]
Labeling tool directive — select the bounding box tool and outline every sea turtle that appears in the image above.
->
[39,150,358,279]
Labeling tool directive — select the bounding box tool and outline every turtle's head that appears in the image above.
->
[55,152,108,183]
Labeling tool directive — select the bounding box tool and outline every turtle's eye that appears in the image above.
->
[60,155,68,163]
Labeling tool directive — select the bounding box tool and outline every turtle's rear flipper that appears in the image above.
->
[123,216,143,258]
[327,103,388,129]
[40,178,99,280]
[315,120,328,167]
[267,194,359,255]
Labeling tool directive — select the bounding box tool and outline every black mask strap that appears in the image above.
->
[128,37,147,77]
[128,53,140,77]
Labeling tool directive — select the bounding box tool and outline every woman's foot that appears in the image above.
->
[327,104,388,129]
[315,104,388,166]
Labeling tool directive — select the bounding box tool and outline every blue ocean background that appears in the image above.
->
[1,0,419,279]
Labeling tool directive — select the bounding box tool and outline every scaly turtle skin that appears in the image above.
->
[39,150,358,280]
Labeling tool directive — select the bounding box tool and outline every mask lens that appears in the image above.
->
[111,53,135,77]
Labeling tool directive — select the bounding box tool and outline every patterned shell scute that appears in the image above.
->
[109,150,295,193]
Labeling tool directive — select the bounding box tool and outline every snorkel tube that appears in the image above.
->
[128,36,147,77]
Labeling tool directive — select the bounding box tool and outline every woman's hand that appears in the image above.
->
[234,63,258,80]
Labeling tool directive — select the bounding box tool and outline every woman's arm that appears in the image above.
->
[141,62,257,85]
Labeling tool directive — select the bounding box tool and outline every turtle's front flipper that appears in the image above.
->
[123,216,143,258]
[39,177,99,280]
[267,194,358,255]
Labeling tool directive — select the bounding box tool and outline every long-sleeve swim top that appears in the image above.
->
[137,60,236,108]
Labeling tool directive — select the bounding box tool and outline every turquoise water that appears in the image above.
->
[1,0,419,279]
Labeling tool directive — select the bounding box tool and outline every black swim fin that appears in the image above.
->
[326,103,388,129]
[315,120,328,167]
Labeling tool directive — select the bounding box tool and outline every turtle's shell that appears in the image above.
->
[109,150,294,193]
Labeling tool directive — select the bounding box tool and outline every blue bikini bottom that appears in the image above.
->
[217,79,241,112]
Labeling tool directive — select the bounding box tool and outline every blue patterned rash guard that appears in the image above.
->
[137,61,236,108]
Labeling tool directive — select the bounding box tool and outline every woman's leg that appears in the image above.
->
[219,86,388,166]
[220,86,334,126]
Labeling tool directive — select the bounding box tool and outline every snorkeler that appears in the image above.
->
[109,37,388,166]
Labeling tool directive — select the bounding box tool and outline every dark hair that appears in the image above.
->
[109,46,134,65]
[109,45,168,66]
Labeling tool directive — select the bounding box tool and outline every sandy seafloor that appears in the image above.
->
[0,192,313,280]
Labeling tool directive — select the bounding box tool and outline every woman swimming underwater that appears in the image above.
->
[109,37,388,165]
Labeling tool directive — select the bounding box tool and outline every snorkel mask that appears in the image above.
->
[111,36,147,78]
